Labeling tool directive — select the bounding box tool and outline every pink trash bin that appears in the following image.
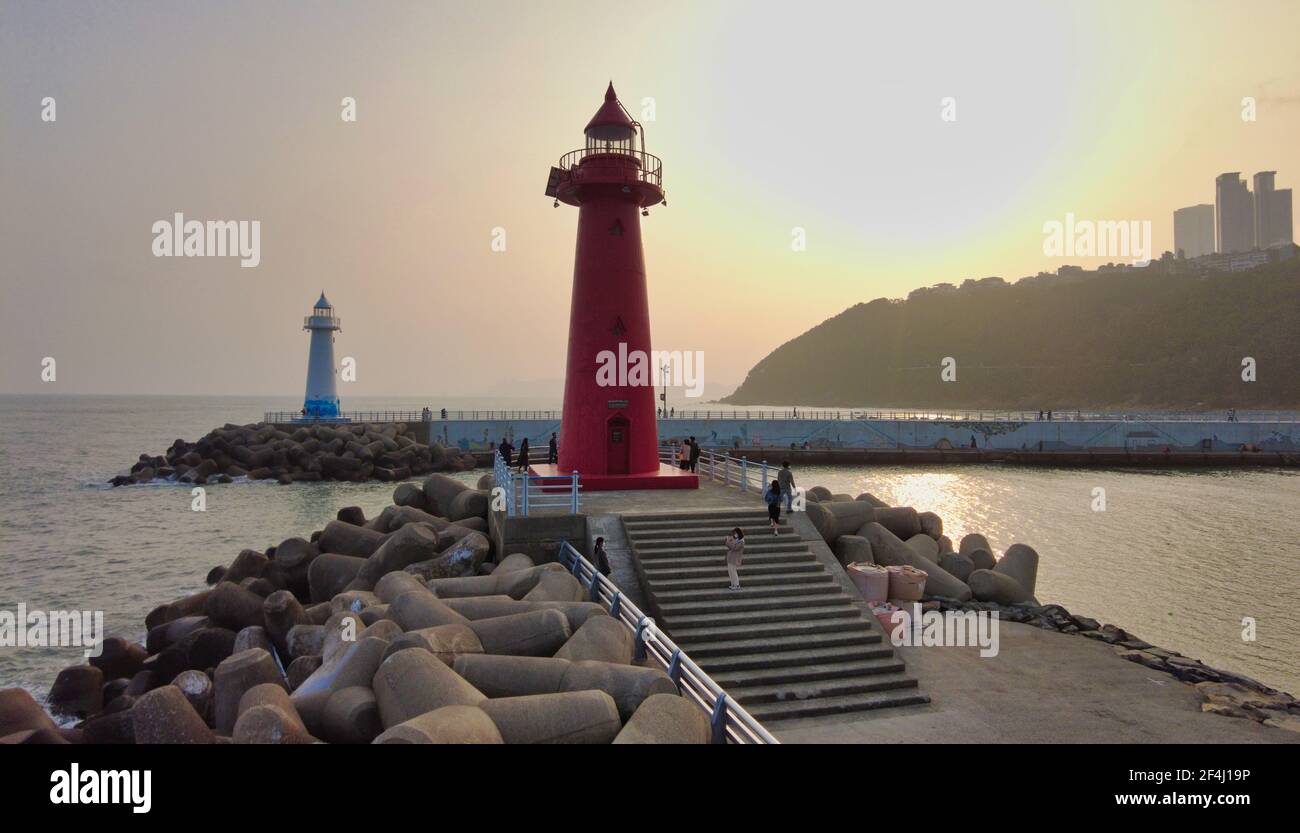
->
[886,564,928,601]
[846,562,890,603]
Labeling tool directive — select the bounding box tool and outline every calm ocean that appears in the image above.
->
[1,394,1296,708]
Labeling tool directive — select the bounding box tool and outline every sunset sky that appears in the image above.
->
[2,0,1298,398]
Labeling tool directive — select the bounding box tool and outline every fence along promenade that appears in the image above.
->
[266,408,1298,424]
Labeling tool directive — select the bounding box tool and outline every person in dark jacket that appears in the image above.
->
[548,432,558,464]
[688,436,701,472]
[500,436,514,467]
[593,536,612,576]
[517,438,530,472]
[763,479,783,533]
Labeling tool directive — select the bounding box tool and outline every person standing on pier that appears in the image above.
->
[777,461,796,513]
[679,437,691,469]
[724,528,745,590]
[517,438,530,472]
[688,436,701,472]
[500,436,514,467]
[764,479,783,533]
[548,432,558,464]
[593,536,612,577]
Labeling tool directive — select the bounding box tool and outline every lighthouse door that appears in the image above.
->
[607,416,630,475]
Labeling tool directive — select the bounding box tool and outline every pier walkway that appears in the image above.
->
[519,478,1297,742]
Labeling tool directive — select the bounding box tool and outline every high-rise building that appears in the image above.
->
[1253,171,1294,248]
[1173,204,1215,258]
[1216,173,1254,254]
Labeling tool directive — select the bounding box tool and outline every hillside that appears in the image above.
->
[723,256,1300,410]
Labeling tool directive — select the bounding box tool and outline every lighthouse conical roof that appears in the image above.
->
[584,82,635,136]
[315,291,332,309]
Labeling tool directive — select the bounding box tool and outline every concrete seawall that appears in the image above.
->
[417,416,1298,457]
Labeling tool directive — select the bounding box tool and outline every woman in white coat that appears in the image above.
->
[724,527,745,590]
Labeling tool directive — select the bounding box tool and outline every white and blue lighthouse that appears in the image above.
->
[302,292,342,420]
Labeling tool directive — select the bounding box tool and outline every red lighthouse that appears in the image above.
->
[541,83,696,490]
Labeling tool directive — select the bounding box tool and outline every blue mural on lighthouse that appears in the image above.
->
[302,292,342,419]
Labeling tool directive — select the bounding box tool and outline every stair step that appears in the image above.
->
[670,616,873,645]
[642,560,824,579]
[730,672,918,705]
[627,524,796,538]
[710,656,905,688]
[743,688,931,722]
[651,582,840,604]
[637,550,819,567]
[624,511,772,523]
[635,545,810,561]
[667,605,863,629]
[679,629,880,657]
[625,514,779,527]
[633,535,805,550]
[696,643,895,673]
[658,591,849,616]
[647,575,833,595]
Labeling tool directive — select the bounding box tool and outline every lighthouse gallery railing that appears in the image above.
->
[558,147,662,188]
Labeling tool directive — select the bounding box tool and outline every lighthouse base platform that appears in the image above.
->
[528,463,698,491]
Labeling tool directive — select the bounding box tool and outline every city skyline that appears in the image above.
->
[3,0,1299,396]
[1177,168,1294,259]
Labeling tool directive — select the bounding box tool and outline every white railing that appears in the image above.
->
[661,447,775,495]
[493,452,580,517]
[555,541,778,745]
[267,408,1300,425]
[264,410,430,424]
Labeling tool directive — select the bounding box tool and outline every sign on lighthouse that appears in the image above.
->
[539,83,697,489]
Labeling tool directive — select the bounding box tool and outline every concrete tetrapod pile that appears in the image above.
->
[109,421,478,486]
[802,485,1300,734]
[804,488,1040,607]
[6,473,712,745]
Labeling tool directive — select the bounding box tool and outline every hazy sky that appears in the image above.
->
[3,0,1298,398]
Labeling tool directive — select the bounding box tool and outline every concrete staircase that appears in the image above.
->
[624,509,928,723]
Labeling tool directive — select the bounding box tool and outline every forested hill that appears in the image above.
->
[722,257,1300,410]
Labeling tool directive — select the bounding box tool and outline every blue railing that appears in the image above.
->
[555,541,778,745]
[493,452,581,517]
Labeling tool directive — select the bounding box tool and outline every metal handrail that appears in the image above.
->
[266,409,1299,425]
[558,147,662,188]
[264,410,430,423]
[666,447,779,497]
[493,451,580,517]
[555,540,778,745]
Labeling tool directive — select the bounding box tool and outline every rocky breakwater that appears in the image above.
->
[803,486,1300,734]
[109,421,478,487]
[5,473,712,745]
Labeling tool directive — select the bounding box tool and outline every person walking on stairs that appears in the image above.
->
[724,527,745,590]
[763,479,783,534]
[777,461,795,513]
